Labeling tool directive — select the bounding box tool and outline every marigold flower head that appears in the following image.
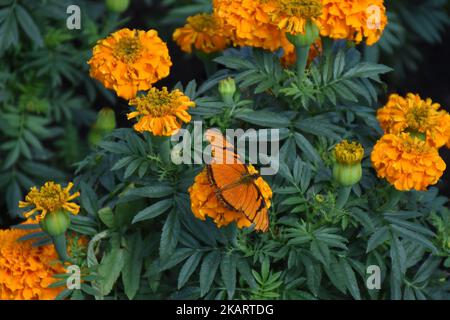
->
[317,0,387,45]
[377,93,450,149]
[88,28,172,100]
[19,182,80,222]
[334,140,364,164]
[173,13,229,54]
[188,165,272,230]
[0,227,65,300]
[272,0,322,35]
[371,133,446,191]
[127,87,195,136]
[213,0,284,51]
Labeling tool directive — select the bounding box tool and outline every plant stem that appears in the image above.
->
[336,186,352,209]
[296,44,310,84]
[52,233,73,263]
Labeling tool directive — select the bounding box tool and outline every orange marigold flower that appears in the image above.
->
[371,133,446,191]
[213,0,284,51]
[188,165,272,230]
[317,0,387,45]
[127,87,195,136]
[88,28,172,100]
[173,13,229,54]
[377,93,450,148]
[0,227,65,300]
[271,0,323,35]
[19,182,80,222]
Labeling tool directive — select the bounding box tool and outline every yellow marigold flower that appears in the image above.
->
[272,0,323,35]
[334,140,364,165]
[88,28,172,100]
[19,182,80,222]
[317,0,387,45]
[0,227,65,300]
[188,165,272,230]
[371,133,446,191]
[127,87,195,136]
[173,13,229,54]
[377,93,450,149]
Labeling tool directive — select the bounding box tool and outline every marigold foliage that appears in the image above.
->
[371,133,446,191]
[88,28,172,100]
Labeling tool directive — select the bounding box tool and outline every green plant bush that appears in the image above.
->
[1,0,450,301]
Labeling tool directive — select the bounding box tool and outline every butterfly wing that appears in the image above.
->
[207,163,269,232]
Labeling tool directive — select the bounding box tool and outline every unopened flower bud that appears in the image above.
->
[106,0,130,13]
[219,77,236,104]
[40,209,71,237]
[96,107,116,131]
[333,140,364,187]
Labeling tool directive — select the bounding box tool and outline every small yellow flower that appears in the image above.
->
[0,226,65,300]
[19,182,80,222]
[334,140,364,165]
[377,93,450,148]
[371,133,446,191]
[188,165,272,231]
[88,28,172,100]
[317,0,388,45]
[127,87,195,136]
[173,13,229,54]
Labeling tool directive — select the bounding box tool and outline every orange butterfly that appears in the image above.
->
[205,129,270,232]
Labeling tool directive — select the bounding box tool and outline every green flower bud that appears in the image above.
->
[287,20,320,47]
[40,209,71,237]
[106,0,130,13]
[333,140,364,187]
[333,162,362,187]
[96,108,116,132]
[218,77,236,104]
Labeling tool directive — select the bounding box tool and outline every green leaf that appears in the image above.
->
[98,247,125,296]
[221,253,237,299]
[15,5,43,46]
[235,110,289,128]
[340,258,361,300]
[132,199,172,223]
[293,132,321,163]
[122,233,144,300]
[159,210,180,261]
[178,251,203,289]
[199,250,221,296]
[367,226,390,252]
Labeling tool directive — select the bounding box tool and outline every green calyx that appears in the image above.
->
[287,20,320,47]
[333,162,362,187]
[40,209,71,237]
